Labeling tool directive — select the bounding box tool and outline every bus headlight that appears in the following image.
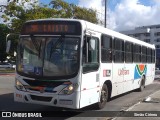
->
[15,79,26,91]
[59,84,74,95]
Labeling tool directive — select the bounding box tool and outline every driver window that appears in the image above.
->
[83,36,99,73]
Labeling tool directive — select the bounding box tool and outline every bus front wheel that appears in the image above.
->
[96,84,108,109]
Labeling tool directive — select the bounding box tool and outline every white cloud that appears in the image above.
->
[78,0,105,26]
[0,0,7,5]
[0,0,7,23]
[78,0,104,11]
[78,0,160,31]
[153,0,160,4]
[110,0,160,31]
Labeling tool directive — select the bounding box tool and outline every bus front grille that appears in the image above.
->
[30,95,52,102]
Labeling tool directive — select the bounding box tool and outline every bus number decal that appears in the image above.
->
[103,70,111,77]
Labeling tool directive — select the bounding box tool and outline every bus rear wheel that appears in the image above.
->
[96,84,108,109]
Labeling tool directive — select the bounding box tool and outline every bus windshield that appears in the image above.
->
[17,36,80,79]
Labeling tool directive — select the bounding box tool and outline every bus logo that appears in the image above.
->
[134,64,147,79]
[40,87,45,93]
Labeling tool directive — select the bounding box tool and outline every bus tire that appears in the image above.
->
[138,76,145,92]
[96,84,108,109]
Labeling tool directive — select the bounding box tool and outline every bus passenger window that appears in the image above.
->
[101,35,112,63]
[114,38,124,63]
[82,39,87,63]
[125,42,133,63]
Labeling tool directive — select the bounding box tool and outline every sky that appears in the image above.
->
[39,0,160,31]
[1,0,160,31]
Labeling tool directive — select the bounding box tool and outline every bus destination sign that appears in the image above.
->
[21,21,81,35]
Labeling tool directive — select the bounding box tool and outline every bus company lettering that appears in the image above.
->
[118,68,129,76]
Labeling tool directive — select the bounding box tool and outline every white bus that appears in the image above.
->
[14,18,155,109]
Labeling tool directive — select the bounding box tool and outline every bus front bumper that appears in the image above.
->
[14,88,80,109]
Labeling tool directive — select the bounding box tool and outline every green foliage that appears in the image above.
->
[74,6,98,23]
[0,24,10,62]
[50,0,98,23]
[2,0,55,32]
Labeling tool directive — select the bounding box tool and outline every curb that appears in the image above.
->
[0,73,15,76]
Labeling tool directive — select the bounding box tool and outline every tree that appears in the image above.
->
[2,0,98,33]
[74,6,98,23]
[2,0,54,33]
[50,0,98,23]
[0,24,10,62]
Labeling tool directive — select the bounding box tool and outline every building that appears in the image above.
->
[120,24,160,69]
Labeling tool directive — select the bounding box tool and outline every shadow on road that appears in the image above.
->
[0,93,86,119]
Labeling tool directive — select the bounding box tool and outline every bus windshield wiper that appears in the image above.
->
[30,34,42,58]
[49,35,65,60]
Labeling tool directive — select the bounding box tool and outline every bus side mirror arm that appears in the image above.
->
[6,40,11,53]
[6,33,19,53]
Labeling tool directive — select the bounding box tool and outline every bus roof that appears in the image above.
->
[25,18,155,49]
[83,20,155,49]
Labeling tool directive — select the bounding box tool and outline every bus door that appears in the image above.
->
[80,31,101,108]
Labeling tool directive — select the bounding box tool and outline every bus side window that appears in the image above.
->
[141,46,147,63]
[125,42,133,63]
[83,36,99,73]
[101,34,112,63]
[114,38,124,63]
[82,37,87,63]
[152,49,155,63]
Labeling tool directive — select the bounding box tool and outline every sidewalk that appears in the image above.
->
[115,90,160,120]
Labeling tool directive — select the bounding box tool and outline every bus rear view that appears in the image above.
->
[14,19,82,109]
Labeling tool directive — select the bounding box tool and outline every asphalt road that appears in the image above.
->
[0,75,160,120]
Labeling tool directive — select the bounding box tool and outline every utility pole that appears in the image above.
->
[104,0,107,28]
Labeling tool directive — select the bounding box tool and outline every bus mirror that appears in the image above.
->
[6,40,11,53]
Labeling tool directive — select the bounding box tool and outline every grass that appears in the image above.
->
[0,68,15,73]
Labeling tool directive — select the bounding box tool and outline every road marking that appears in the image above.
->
[111,89,160,120]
